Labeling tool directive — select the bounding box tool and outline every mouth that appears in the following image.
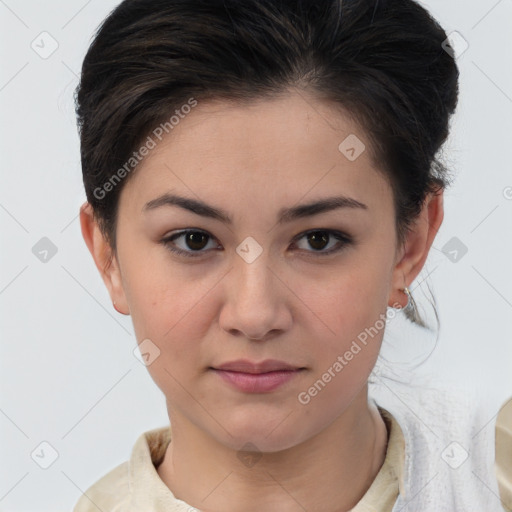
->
[210,368,306,393]
[211,358,305,374]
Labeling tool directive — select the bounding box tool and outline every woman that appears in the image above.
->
[73,0,510,510]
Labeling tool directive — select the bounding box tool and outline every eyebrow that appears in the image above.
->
[143,192,368,224]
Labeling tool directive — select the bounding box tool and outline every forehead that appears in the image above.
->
[119,91,393,218]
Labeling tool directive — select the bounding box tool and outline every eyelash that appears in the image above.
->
[160,229,353,259]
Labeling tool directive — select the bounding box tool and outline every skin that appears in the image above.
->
[80,89,443,512]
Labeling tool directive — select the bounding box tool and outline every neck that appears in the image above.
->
[157,390,389,512]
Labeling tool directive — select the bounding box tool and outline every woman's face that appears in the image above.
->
[86,91,423,452]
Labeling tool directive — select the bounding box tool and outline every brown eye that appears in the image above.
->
[183,231,209,250]
[306,231,329,251]
[293,230,352,255]
[161,228,353,259]
[162,230,219,257]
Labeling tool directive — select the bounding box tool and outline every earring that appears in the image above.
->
[400,286,427,327]
[401,286,412,309]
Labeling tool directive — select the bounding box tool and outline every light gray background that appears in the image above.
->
[1,0,511,510]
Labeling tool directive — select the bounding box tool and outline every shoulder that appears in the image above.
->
[72,461,130,512]
[72,426,172,512]
[496,396,512,430]
[496,397,512,512]
[372,377,508,510]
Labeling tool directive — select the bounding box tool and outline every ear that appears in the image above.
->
[79,201,130,315]
[388,189,444,308]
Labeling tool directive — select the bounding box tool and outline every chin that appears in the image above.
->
[212,412,309,454]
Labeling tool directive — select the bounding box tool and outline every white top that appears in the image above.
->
[72,404,404,512]
[72,363,508,511]
[369,359,507,512]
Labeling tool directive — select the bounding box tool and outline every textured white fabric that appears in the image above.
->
[369,358,505,512]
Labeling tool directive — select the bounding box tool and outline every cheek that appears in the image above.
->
[295,276,389,423]
[295,256,392,409]
[122,257,219,369]
[125,277,207,397]
[311,258,390,348]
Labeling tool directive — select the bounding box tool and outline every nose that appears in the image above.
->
[219,250,292,341]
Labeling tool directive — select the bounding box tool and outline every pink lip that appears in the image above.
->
[213,358,303,374]
[211,368,303,393]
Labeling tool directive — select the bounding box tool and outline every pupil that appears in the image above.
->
[187,232,207,250]
[309,231,328,250]
[184,231,330,252]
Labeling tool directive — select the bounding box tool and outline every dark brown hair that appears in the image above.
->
[74,0,459,326]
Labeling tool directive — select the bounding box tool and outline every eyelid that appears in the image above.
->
[290,229,353,256]
[162,229,221,258]
[161,228,353,258]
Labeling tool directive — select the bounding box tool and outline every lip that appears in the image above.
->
[210,359,305,393]
[212,359,303,374]
[211,368,304,393]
